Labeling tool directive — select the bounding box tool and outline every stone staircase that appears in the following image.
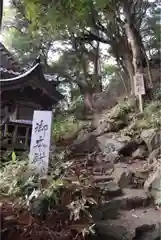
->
[90,188,161,240]
[64,153,161,240]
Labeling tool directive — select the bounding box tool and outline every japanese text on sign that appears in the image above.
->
[134,73,145,96]
[29,111,53,177]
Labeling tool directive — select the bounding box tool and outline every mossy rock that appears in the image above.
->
[53,115,84,142]
[134,119,151,130]
[109,99,134,120]
[144,101,160,115]
[127,101,161,132]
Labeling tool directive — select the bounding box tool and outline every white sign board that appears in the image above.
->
[29,111,53,177]
[134,73,145,96]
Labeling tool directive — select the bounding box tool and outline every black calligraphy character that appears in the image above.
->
[35,120,48,137]
[33,136,47,148]
[31,152,46,164]
[35,120,43,132]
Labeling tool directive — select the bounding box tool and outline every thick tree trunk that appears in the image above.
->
[124,23,144,75]
[123,1,147,98]
[84,92,95,112]
[123,3,145,74]
[111,37,134,94]
[93,42,102,93]
[123,38,135,94]
[123,54,135,94]
[78,81,95,112]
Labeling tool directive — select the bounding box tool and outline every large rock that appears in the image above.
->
[95,208,160,240]
[112,164,133,189]
[133,169,149,182]
[118,140,139,156]
[141,129,161,152]
[104,152,120,164]
[92,162,114,175]
[96,181,122,198]
[91,188,153,221]
[92,120,112,136]
[70,133,99,155]
[91,113,108,129]
[76,128,89,142]
[137,226,161,240]
[109,104,124,119]
[111,119,126,132]
[132,145,148,160]
[94,151,120,164]
[148,147,161,164]
[141,129,156,142]
[97,133,131,154]
[144,165,161,205]
[91,114,125,136]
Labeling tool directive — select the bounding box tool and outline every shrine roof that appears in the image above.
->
[0,42,21,76]
[0,43,63,103]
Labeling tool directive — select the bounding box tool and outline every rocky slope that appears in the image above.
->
[1,100,161,240]
[64,100,161,239]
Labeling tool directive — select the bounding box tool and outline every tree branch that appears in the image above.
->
[78,31,110,44]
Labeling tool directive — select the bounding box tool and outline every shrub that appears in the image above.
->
[0,160,27,197]
[53,115,84,142]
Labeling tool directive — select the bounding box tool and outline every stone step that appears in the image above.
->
[91,188,153,221]
[95,207,161,240]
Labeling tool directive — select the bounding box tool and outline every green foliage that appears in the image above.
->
[11,151,17,162]
[103,64,119,77]
[134,119,150,130]
[133,101,161,131]
[121,101,161,137]
[3,0,160,104]
[109,99,134,120]
[69,95,84,114]
[53,115,84,142]
[25,160,97,235]
[0,155,69,199]
[23,0,92,31]
[144,101,161,115]
[0,154,98,237]
[143,0,161,52]
[0,160,27,197]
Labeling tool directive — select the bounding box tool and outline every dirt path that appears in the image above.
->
[1,201,84,240]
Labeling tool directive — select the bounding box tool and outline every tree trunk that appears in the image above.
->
[111,38,134,94]
[0,0,3,30]
[77,81,95,112]
[123,2,145,76]
[124,22,144,75]
[84,92,95,112]
[123,1,154,104]
[93,41,102,93]
[123,54,135,94]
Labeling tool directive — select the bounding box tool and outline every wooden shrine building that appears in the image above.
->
[0,43,63,150]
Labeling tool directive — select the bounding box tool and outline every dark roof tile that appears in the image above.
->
[0,42,21,74]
